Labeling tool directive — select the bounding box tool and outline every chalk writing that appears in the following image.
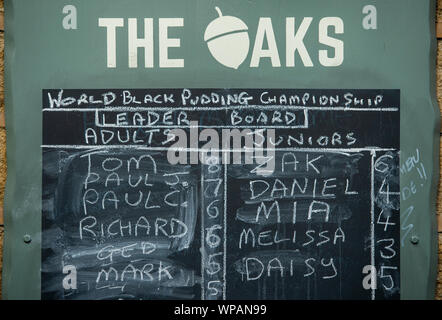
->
[42,88,400,300]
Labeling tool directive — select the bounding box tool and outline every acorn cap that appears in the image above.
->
[204,7,248,42]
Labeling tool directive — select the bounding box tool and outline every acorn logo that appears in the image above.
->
[204,7,250,69]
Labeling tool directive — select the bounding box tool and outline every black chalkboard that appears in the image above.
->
[41,89,400,300]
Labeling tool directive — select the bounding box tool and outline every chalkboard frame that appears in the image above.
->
[1,0,440,299]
